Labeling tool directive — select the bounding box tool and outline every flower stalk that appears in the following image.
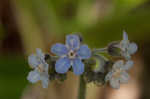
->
[78,75,86,99]
[92,48,107,54]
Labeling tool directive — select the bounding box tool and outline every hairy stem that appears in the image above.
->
[92,48,107,54]
[78,75,86,99]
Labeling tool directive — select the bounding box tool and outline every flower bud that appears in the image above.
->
[107,42,121,57]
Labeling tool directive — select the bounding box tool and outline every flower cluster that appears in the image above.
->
[27,49,49,88]
[105,31,137,89]
[105,60,133,89]
[27,31,137,89]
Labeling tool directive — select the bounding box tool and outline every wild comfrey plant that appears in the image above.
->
[27,31,138,99]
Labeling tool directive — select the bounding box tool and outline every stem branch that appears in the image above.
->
[92,48,107,54]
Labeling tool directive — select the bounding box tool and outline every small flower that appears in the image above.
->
[118,31,138,60]
[51,34,91,75]
[105,60,133,89]
[27,48,49,88]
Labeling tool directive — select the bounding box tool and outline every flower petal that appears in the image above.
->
[66,34,80,49]
[51,43,68,56]
[123,31,128,41]
[72,58,84,75]
[121,51,131,60]
[119,71,129,83]
[77,45,91,59]
[40,73,49,88]
[28,55,40,68]
[120,31,129,50]
[122,60,133,70]
[113,60,124,70]
[55,57,71,74]
[27,70,40,83]
[105,71,113,82]
[110,78,120,89]
[43,63,49,72]
[128,42,138,54]
[36,48,44,58]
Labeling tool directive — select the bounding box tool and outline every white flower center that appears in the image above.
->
[112,69,122,79]
[68,50,76,59]
[37,64,45,72]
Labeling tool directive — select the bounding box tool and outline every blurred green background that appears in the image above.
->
[0,0,150,99]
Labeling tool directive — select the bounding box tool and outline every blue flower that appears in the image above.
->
[27,48,49,88]
[118,31,138,60]
[51,34,91,75]
[105,60,133,89]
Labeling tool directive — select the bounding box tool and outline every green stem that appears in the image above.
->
[78,75,86,99]
[92,48,107,54]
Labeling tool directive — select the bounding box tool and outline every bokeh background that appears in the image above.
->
[0,0,149,99]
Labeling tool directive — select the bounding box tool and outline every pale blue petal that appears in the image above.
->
[122,52,131,60]
[110,78,120,89]
[28,55,40,68]
[105,71,113,82]
[122,60,133,70]
[55,57,71,74]
[43,63,49,72]
[128,43,138,54]
[27,70,40,83]
[123,31,128,41]
[51,43,68,56]
[119,71,129,83]
[77,45,91,59]
[113,60,123,70]
[72,58,84,75]
[66,34,80,49]
[120,31,129,50]
[36,48,44,59]
[40,73,49,88]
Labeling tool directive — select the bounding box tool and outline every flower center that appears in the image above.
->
[37,64,45,72]
[112,69,121,79]
[68,50,76,59]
